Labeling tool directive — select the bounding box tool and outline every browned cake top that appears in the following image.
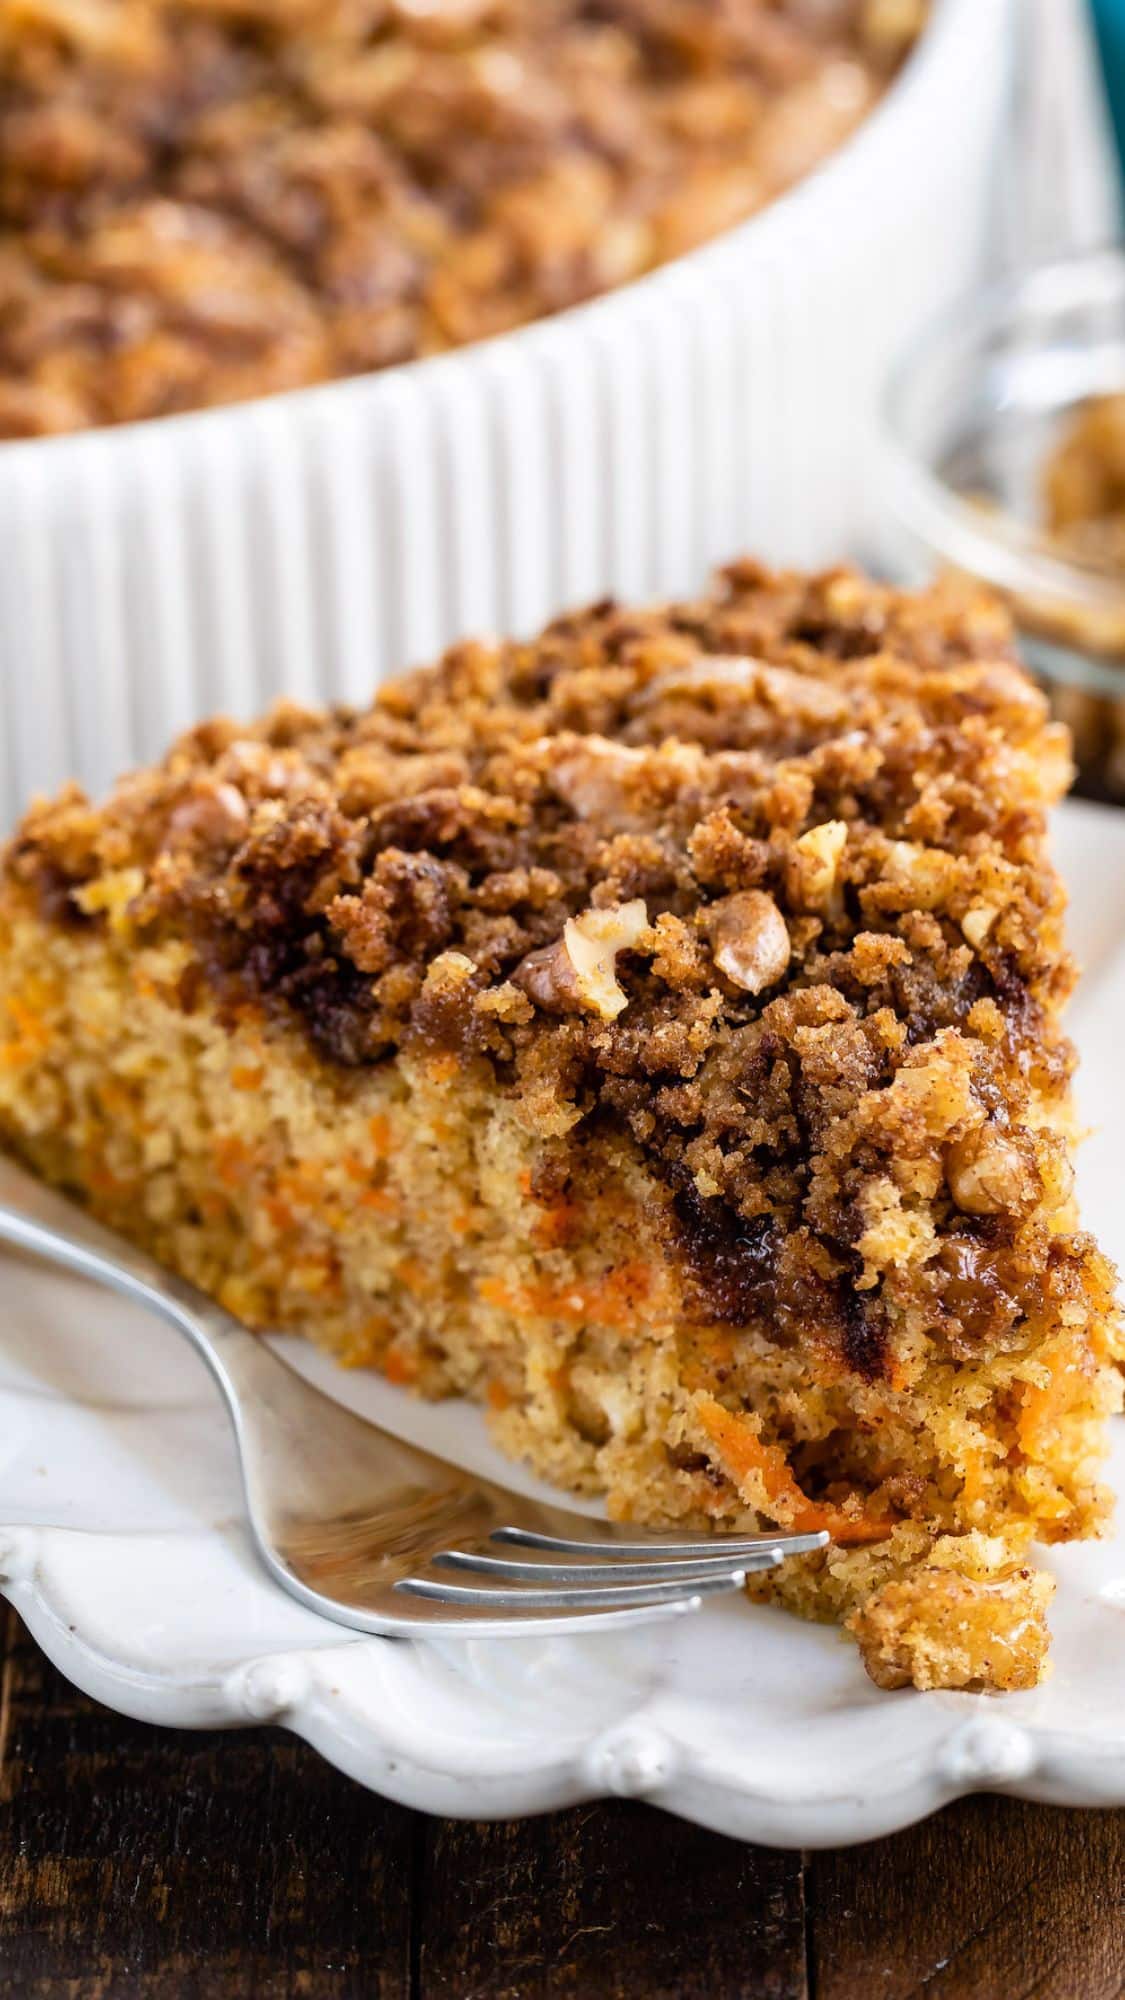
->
[8,560,1102,1377]
[0,0,922,437]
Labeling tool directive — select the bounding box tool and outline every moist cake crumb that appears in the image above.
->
[1,558,1120,1690]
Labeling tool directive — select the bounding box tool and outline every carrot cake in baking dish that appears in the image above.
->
[0,0,925,437]
[0,559,1120,1690]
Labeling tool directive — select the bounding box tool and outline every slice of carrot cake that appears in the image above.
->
[0,560,1119,1690]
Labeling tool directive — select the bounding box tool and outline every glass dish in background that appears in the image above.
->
[881,246,1125,802]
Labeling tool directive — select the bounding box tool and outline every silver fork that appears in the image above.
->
[0,1155,825,1638]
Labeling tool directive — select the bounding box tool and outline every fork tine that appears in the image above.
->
[0,1152,838,1642]
[491,1526,829,1559]
[431,1547,788,1584]
[394,1569,748,1611]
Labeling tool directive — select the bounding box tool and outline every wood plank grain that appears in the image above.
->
[8,1594,1125,2000]
[417,1803,808,2000]
[809,1794,1125,2000]
[0,1606,417,2000]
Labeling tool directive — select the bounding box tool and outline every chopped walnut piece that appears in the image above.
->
[549,737,648,820]
[945,1123,1032,1217]
[515,899,649,1020]
[645,655,770,697]
[961,903,999,950]
[787,818,847,911]
[883,840,956,911]
[217,741,299,797]
[168,779,249,846]
[708,889,790,995]
[548,736,703,826]
[644,655,849,725]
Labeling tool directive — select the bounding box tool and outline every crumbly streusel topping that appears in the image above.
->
[0,0,924,437]
[8,560,1107,1377]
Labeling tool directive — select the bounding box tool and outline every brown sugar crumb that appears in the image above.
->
[1,558,1120,1692]
[0,1,924,436]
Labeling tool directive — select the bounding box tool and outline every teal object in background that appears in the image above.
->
[1091,0,1125,187]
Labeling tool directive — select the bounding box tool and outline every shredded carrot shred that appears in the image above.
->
[359,1187,401,1217]
[532,1197,580,1249]
[0,994,52,1065]
[5,995,49,1041]
[477,1264,651,1328]
[215,1136,254,1187]
[695,1395,896,1546]
[1018,1342,1077,1457]
[383,1345,419,1386]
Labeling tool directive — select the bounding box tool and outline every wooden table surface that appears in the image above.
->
[2,1605,1122,1999]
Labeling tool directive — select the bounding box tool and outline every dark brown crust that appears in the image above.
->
[0,0,922,436]
[3,558,1096,1362]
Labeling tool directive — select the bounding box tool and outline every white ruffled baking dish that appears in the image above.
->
[0,0,1013,828]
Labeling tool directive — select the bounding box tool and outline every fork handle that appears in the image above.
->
[0,1149,469,1522]
[0,1151,318,1471]
[0,1151,826,1639]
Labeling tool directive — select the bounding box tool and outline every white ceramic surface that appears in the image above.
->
[0,0,1018,830]
[1,797,1124,1846]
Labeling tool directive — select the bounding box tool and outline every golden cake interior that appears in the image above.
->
[0,561,1120,1691]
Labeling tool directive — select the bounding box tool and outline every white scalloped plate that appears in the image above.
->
[4,797,1125,1846]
